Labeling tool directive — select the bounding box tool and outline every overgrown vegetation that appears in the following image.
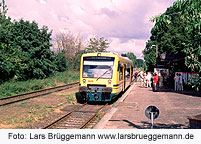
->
[0,11,57,81]
[85,37,109,53]
[0,70,79,98]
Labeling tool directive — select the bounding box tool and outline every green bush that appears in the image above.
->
[54,51,68,72]
[0,15,57,82]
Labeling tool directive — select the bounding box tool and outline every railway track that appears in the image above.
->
[0,82,79,106]
[43,103,108,129]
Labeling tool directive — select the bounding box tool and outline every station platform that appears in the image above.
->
[95,82,201,129]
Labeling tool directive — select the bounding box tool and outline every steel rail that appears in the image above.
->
[43,103,108,129]
[43,103,87,129]
[79,103,108,129]
[0,82,79,106]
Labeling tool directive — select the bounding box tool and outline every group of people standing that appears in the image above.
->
[134,71,169,91]
[134,70,185,92]
[137,71,152,88]
[174,73,183,91]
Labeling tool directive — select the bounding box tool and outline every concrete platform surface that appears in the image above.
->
[95,82,201,129]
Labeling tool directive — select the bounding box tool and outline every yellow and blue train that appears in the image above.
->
[79,52,133,102]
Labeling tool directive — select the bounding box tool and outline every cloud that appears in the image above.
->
[108,37,146,58]
[39,0,47,5]
[100,8,119,18]
[6,0,176,58]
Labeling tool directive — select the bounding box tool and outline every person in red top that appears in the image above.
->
[153,73,159,91]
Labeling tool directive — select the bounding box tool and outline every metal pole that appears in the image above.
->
[152,44,158,66]
[151,112,154,129]
[156,45,158,58]
[156,45,158,66]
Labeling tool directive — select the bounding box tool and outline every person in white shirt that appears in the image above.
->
[146,72,152,88]
[174,73,179,91]
[143,72,147,87]
[138,71,144,87]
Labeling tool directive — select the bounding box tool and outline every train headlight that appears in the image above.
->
[94,93,99,100]
[83,79,86,84]
[108,80,112,85]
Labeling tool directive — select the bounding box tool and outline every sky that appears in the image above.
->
[5,0,176,59]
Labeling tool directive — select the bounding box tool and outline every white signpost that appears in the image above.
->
[145,106,160,129]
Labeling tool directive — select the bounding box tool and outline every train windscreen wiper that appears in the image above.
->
[96,68,112,81]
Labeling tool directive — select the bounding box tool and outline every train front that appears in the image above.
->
[79,53,117,102]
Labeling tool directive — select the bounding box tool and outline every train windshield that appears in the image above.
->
[83,57,115,79]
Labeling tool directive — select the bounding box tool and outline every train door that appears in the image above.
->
[123,64,126,91]
[130,65,133,83]
[125,61,132,88]
[118,61,124,91]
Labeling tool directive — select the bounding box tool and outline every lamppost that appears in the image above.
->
[152,44,158,66]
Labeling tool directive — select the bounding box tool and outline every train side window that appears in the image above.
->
[119,63,123,81]
[118,62,121,71]
[126,68,130,77]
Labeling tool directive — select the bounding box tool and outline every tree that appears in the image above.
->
[10,19,56,80]
[0,17,56,81]
[175,0,201,73]
[0,0,7,16]
[0,1,15,82]
[72,49,87,70]
[55,31,83,69]
[54,51,68,72]
[1,1,75,83]
[143,40,156,71]
[147,0,201,73]
[85,37,109,53]
[136,59,144,68]
[144,0,201,91]
[55,32,82,58]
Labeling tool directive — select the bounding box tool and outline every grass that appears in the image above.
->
[0,70,79,98]
[16,126,24,129]
[6,104,57,125]
[13,119,17,123]
[65,93,76,104]
[90,113,104,129]
[43,106,53,109]
[25,116,35,123]
[96,114,102,121]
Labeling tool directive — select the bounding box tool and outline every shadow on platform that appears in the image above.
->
[143,87,201,97]
[122,120,188,129]
[156,89,201,98]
